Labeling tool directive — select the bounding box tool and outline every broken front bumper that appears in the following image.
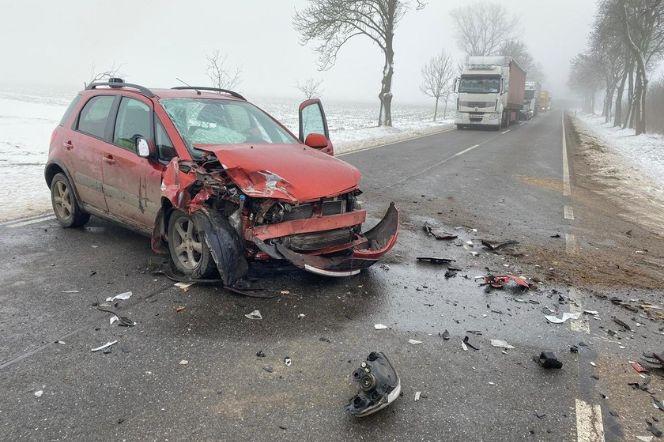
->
[251,203,399,277]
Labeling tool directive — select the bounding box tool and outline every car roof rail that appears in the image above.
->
[86,78,155,98]
[171,86,246,101]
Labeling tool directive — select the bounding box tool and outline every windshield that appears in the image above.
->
[458,76,501,94]
[161,98,297,147]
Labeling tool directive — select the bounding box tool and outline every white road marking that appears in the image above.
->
[336,127,455,157]
[501,129,511,134]
[562,113,572,196]
[564,205,575,220]
[568,288,590,334]
[565,233,577,255]
[576,399,605,442]
[6,215,56,228]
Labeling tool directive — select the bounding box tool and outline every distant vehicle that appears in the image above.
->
[45,79,398,286]
[539,90,551,112]
[521,81,541,120]
[454,56,526,130]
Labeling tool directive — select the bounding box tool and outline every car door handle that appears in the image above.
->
[63,140,74,150]
[103,154,116,165]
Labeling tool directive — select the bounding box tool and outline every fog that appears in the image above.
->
[0,0,597,103]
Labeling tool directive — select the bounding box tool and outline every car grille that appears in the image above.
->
[284,228,354,252]
[460,101,494,109]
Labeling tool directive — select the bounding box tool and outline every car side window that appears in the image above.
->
[77,95,115,139]
[114,97,151,151]
[155,119,177,161]
[300,102,327,141]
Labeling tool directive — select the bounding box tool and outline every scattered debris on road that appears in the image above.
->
[463,336,479,351]
[34,390,43,398]
[105,292,132,302]
[490,339,515,350]
[641,352,664,370]
[346,352,401,417]
[416,256,456,266]
[544,312,581,324]
[179,360,188,365]
[631,361,648,374]
[414,391,421,401]
[174,282,194,292]
[537,352,563,369]
[244,310,262,320]
[91,341,118,352]
[480,239,519,252]
[423,222,457,240]
[441,330,450,340]
[612,317,632,331]
[374,324,388,330]
[284,357,292,367]
[408,339,422,345]
[481,274,530,290]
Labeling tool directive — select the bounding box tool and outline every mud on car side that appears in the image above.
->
[46,79,399,287]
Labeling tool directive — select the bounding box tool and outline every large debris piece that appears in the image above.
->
[346,352,401,417]
[481,274,530,290]
[423,222,457,240]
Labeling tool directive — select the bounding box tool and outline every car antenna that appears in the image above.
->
[175,77,201,95]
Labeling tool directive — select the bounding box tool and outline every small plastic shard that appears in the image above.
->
[441,330,450,340]
[61,290,79,293]
[482,274,530,289]
[544,312,581,324]
[463,336,479,351]
[480,239,519,251]
[537,352,563,369]
[583,310,599,316]
[280,290,290,295]
[416,256,456,265]
[34,390,43,398]
[414,391,421,401]
[462,341,468,351]
[298,313,305,319]
[423,222,457,240]
[490,339,515,350]
[345,352,401,417]
[105,292,132,302]
[174,282,194,292]
[110,315,119,325]
[612,317,632,331]
[284,357,292,367]
[245,310,262,320]
[374,324,388,330]
[408,339,422,345]
[91,340,118,352]
[179,359,188,365]
[632,361,648,373]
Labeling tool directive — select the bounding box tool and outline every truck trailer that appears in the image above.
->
[521,81,541,120]
[539,90,551,112]
[455,56,526,130]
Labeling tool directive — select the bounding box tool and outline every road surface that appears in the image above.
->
[1,110,662,441]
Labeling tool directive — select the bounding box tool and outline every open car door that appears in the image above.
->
[298,98,334,156]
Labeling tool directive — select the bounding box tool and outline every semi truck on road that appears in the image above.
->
[455,56,526,130]
[521,81,541,120]
[539,90,551,112]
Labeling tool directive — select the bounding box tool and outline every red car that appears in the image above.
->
[45,79,398,287]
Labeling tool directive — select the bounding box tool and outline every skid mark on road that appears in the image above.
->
[576,399,605,441]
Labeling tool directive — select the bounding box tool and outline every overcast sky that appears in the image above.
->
[0,0,598,104]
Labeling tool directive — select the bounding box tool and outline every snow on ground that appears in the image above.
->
[576,113,664,189]
[0,89,449,222]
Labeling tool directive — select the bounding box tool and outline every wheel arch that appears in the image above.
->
[44,161,83,204]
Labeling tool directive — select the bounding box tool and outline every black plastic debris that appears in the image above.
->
[463,336,480,351]
[423,222,457,240]
[416,257,456,266]
[480,239,519,251]
[612,317,632,331]
[346,352,401,417]
[570,345,579,353]
[537,352,563,369]
[256,350,266,358]
[441,330,450,340]
[647,421,663,438]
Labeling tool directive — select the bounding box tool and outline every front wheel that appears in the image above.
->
[167,210,217,278]
[50,173,89,227]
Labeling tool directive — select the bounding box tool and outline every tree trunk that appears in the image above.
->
[638,69,648,134]
[433,96,439,121]
[623,66,634,129]
[614,65,628,127]
[443,94,449,119]
[379,48,394,126]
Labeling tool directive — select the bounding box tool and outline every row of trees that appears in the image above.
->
[569,0,664,135]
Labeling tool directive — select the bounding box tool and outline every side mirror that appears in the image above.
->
[304,133,328,149]
[136,136,152,158]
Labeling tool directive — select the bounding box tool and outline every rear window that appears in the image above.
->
[77,95,115,139]
[60,95,81,126]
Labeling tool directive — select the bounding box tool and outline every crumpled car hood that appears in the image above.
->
[197,143,361,203]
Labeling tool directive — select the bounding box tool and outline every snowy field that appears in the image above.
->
[0,89,451,221]
[576,113,664,190]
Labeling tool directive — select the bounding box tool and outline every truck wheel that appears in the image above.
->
[50,173,90,228]
[168,210,217,278]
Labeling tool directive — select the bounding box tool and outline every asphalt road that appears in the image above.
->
[1,110,662,441]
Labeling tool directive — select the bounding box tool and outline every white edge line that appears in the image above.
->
[562,112,572,196]
[336,126,455,157]
[564,205,575,220]
[7,215,56,228]
[575,398,605,442]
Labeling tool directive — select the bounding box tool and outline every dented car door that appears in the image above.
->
[102,96,162,230]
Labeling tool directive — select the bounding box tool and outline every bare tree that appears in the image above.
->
[296,78,324,99]
[420,51,455,121]
[206,50,242,91]
[294,0,426,127]
[450,1,520,57]
[85,62,123,88]
[500,39,544,82]
[568,53,603,113]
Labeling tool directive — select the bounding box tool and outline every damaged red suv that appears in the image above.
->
[45,79,398,286]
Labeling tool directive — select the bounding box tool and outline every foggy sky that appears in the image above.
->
[0,0,597,103]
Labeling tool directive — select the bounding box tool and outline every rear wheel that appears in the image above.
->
[167,210,216,278]
[50,173,89,227]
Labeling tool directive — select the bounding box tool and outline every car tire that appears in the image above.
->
[167,210,217,278]
[50,173,90,228]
